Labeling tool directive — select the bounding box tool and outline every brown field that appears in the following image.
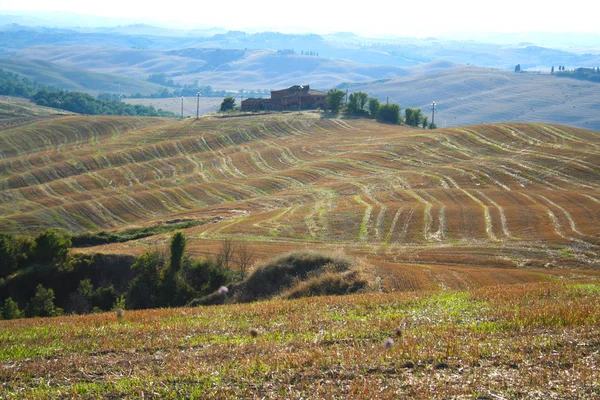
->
[0,112,599,289]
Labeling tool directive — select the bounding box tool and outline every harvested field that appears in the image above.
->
[1,282,599,398]
[1,112,599,288]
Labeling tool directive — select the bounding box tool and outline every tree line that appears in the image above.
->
[0,230,253,320]
[0,69,177,117]
[325,89,436,128]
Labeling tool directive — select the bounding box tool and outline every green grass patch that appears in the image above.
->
[71,219,206,247]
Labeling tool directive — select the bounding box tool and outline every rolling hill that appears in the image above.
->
[1,112,599,291]
[10,46,413,90]
[0,58,167,95]
[346,65,600,131]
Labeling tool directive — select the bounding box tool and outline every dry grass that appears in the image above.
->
[1,281,598,398]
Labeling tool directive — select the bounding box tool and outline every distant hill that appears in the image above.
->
[3,25,600,70]
[11,46,414,90]
[345,65,600,131]
[0,58,164,95]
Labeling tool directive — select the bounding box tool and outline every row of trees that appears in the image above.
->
[325,89,435,128]
[0,229,254,320]
[32,89,178,117]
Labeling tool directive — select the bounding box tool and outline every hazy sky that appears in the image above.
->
[1,0,599,37]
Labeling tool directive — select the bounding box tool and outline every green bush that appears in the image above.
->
[378,103,401,124]
[2,297,22,320]
[33,229,71,266]
[25,284,63,318]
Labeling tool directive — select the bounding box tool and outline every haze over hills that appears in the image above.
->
[2,24,600,70]
[10,45,413,90]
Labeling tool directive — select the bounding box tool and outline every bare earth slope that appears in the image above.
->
[1,113,599,289]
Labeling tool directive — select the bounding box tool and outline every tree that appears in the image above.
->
[325,89,346,113]
[217,238,235,271]
[2,297,22,320]
[126,250,165,309]
[551,66,555,74]
[421,116,429,129]
[404,107,423,127]
[26,284,62,318]
[368,97,381,118]
[219,96,236,112]
[346,92,369,115]
[33,229,71,266]
[236,242,255,280]
[0,233,18,278]
[514,64,521,72]
[169,232,187,273]
[377,103,401,124]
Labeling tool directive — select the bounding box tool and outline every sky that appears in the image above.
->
[1,0,599,37]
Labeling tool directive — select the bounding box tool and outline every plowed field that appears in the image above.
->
[1,112,599,288]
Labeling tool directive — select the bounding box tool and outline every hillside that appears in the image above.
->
[347,65,600,131]
[10,46,412,90]
[0,58,164,95]
[0,113,599,291]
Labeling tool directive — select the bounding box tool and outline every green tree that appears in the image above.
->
[169,232,187,273]
[0,233,18,278]
[404,108,414,126]
[219,96,236,112]
[377,103,401,124]
[368,97,381,118]
[325,89,346,113]
[2,297,22,320]
[26,284,62,318]
[404,107,423,127]
[514,64,521,72]
[346,92,369,115]
[33,229,71,266]
[421,116,429,129]
[126,250,165,309]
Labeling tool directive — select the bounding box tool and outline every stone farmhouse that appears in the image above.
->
[241,85,327,111]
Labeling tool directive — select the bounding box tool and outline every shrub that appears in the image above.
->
[282,270,368,299]
[25,284,63,318]
[233,251,353,302]
[2,297,22,320]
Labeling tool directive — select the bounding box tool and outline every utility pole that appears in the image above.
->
[181,96,184,119]
[196,92,200,119]
[386,97,389,104]
[430,101,436,127]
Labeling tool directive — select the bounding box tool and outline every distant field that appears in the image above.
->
[0,113,599,290]
[123,97,223,117]
[0,58,163,96]
[348,65,600,131]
